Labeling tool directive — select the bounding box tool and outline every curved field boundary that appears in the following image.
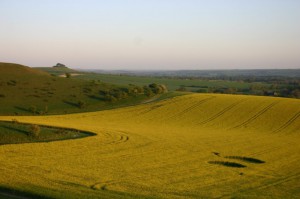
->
[0,120,97,145]
[273,111,300,133]
[232,101,280,129]
[198,99,247,125]
[169,96,216,120]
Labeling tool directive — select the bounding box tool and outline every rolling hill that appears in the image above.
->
[0,62,164,115]
[0,62,50,77]
[0,93,299,198]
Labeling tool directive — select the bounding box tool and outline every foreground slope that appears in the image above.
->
[0,94,299,198]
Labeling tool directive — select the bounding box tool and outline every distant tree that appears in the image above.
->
[29,106,37,114]
[148,83,168,94]
[159,84,168,93]
[65,73,71,78]
[196,88,207,93]
[292,89,300,98]
[54,63,66,67]
[224,88,236,94]
[143,86,154,97]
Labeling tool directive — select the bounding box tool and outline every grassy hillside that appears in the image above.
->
[0,63,173,115]
[0,93,299,198]
[0,62,50,77]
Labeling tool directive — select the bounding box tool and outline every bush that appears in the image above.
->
[147,83,168,94]
[0,94,5,98]
[12,119,19,124]
[196,88,208,93]
[55,129,68,135]
[28,124,40,137]
[143,86,154,97]
[104,95,117,102]
[29,106,37,114]
[78,100,86,109]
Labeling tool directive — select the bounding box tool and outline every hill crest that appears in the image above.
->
[0,62,50,77]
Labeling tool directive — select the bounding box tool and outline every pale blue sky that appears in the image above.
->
[1,0,299,69]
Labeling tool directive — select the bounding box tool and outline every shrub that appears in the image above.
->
[12,119,19,124]
[143,86,154,97]
[55,129,68,134]
[65,73,71,78]
[29,106,37,114]
[147,83,168,94]
[196,88,208,93]
[104,95,117,102]
[78,100,86,109]
[0,94,5,98]
[28,124,40,137]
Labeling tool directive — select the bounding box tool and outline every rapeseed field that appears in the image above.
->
[0,94,299,198]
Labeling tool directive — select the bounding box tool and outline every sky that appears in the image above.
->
[0,0,300,70]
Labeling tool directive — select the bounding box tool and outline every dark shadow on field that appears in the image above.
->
[208,161,246,168]
[1,124,28,135]
[62,100,78,108]
[225,156,265,164]
[0,186,53,199]
[87,94,104,101]
[14,106,31,113]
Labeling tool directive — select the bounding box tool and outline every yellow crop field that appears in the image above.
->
[0,93,299,198]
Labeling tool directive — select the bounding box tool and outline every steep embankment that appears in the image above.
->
[0,94,299,198]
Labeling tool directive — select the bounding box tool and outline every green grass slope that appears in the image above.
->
[0,63,161,115]
[0,62,50,77]
[0,94,299,198]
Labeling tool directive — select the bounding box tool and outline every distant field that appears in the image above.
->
[37,67,299,98]
[0,93,299,198]
[75,73,267,92]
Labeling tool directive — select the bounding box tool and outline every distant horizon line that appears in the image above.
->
[2,61,300,71]
[73,68,300,71]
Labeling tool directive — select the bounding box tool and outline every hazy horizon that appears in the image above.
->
[1,0,300,70]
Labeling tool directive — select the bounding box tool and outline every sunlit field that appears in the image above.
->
[0,93,299,198]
